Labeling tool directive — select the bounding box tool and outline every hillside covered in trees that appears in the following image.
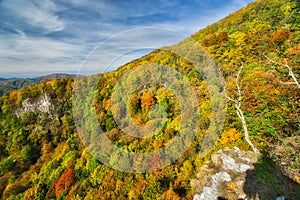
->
[0,74,76,97]
[0,0,299,199]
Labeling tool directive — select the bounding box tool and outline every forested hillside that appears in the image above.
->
[0,0,299,199]
[0,74,76,97]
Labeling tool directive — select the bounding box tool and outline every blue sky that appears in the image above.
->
[0,0,254,78]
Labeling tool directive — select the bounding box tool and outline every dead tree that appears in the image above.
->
[224,65,260,154]
[264,55,300,89]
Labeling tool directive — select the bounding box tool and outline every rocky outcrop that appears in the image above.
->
[192,146,300,199]
[16,94,54,118]
[192,147,258,200]
[194,171,231,200]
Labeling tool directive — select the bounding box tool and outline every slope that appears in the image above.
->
[0,0,299,199]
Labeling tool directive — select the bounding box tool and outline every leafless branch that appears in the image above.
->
[264,55,300,89]
[223,65,260,154]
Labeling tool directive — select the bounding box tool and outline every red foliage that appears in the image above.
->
[55,168,76,197]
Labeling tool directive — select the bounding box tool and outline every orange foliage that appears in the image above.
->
[174,179,181,190]
[141,92,155,111]
[9,91,17,100]
[161,189,180,200]
[203,33,217,46]
[271,29,290,43]
[55,168,76,197]
[153,139,163,150]
[289,43,300,56]
[105,99,111,111]
[241,67,281,111]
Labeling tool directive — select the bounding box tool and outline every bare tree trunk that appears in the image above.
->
[224,65,260,154]
[235,106,259,154]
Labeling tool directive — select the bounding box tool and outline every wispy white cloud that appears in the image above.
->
[80,28,185,74]
[13,28,26,38]
[0,35,84,74]
[2,0,65,32]
[0,0,255,77]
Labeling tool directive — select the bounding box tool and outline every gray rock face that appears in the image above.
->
[221,153,251,173]
[192,147,258,200]
[16,94,54,117]
[194,172,231,200]
[192,147,299,199]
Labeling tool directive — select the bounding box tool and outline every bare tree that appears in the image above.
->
[224,65,260,154]
[264,55,300,89]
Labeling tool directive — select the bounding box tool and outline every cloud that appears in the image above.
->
[80,28,186,74]
[0,34,85,75]
[0,0,255,77]
[1,0,65,32]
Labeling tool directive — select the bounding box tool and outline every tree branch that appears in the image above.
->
[223,65,260,154]
[264,55,300,89]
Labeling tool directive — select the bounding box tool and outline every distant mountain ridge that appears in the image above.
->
[0,73,77,96]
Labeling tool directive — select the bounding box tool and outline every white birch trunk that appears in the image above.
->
[224,65,260,154]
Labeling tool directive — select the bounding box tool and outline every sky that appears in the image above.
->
[0,0,254,78]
